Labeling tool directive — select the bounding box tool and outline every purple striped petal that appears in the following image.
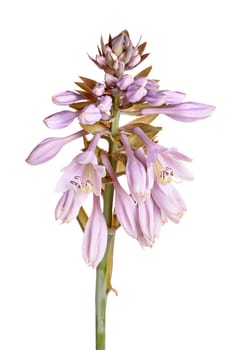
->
[55,189,82,223]
[82,195,107,267]
[78,104,102,125]
[144,91,166,106]
[52,91,83,106]
[126,84,147,103]
[141,102,215,122]
[160,90,186,104]
[92,83,105,96]
[26,130,86,165]
[121,133,152,202]
[101,153,139,238]
[44,110,79,129]
[96,95,112,113]
[116,74,134,90]
[137,197,162,246]
[152,182,186,223]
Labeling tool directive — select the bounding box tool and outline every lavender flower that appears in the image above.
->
[26,31,216,350]
[52,91,84,105]
[101,154,139,239]
[55,188,83,224]
[82,195,108,267]
[140,102,215,122]
[126,78,147,102]
[89,30,148,77]
[134,127,193,182]
[78,104,102,125]
[137,197,162,247]
[55,133,105,223]
[152,181,187,224]
[44,110,79,129]
[26,130,87,165]
[26,30,215,273]
[92,83,106,97]
[120,133,153,202]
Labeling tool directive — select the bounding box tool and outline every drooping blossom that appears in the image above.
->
[55,133,106,223]
[134,127,193,183]
[55,188,82,224]
[137,197,162,247]
[120,132,153,202]
[152,181,187,224]
[82,195,108,268]
[101,153,139,239]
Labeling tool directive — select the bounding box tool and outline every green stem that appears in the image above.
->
[95,97,120,350]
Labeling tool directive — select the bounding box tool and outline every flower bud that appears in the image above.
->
[111,30,130,57]
[82,195,108,267]
[44,110,79,129]
[25,130,86,165]
[52,91,83,105]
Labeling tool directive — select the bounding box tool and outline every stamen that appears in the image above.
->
[70,176,94,193]
[154,162,182,185]
[160,166,174,183]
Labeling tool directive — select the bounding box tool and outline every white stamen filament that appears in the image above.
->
[70,164,95,193]
[153,161,181,184]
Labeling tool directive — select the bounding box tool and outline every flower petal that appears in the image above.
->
[26,130,86,165]
[158,152,193,181]
[152,182,186,223]
[160,90,186,104]
[121,133,151,202]
[78,104,102,125]
[101,153,139,238]
[126,84,147,103]
[55,189,82,223]
[44,110,79,129]
[52,91,83,105]
[82,195,107,267]
[117,74,134,90]
[138,197,162,246]
[141,102,216,122]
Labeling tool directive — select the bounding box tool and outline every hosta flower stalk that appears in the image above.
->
[26,30,215,350]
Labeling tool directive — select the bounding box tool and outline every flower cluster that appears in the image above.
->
[26,30,215,267]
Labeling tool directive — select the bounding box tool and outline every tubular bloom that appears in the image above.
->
[82,195,108,267]
[26,30,215,266]
[55,133,106,223]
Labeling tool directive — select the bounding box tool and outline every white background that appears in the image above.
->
[0,0,232,349]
